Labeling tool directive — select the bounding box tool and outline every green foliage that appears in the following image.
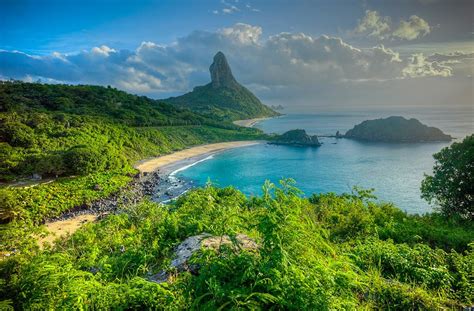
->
[421,134,474,219]
[0,81,230,127]
[309,190,474,252]
[0,82,266,181]
[0,171,131,223]
[1,183,472,310]
[164,83,279,121]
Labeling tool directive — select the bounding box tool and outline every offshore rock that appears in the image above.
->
[270,129,322,147]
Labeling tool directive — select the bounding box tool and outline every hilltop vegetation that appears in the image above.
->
[1,181,472,310]
[165,82,278,121]
[422,134,473,220]
[164,52,279,121]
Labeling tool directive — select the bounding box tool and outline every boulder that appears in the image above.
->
[149,233,258,283]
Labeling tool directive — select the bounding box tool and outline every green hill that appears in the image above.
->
[164,52,279,121]
[0,81,265,222]
[0,81,264,180]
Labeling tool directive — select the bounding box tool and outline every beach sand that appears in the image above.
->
[38,214,97,248]
[232,118,269,128]
[135,140,262,173]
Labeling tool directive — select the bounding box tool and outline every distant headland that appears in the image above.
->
[344,116,452,143]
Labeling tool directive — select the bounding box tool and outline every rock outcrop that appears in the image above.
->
[163,52,279,120]
[344,116,452,143]
[149,233,258,283]
[210,52,238,88]
[270,129,321,147]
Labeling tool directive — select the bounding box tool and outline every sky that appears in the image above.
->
[1,0,473,112]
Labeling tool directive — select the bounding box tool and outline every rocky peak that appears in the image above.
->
[209,51,237,88]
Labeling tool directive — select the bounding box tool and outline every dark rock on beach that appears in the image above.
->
[48,171,162,223]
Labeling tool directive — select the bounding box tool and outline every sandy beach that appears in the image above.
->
[233,117,269,128]
[135,140,262,173]
[37,140,263,246]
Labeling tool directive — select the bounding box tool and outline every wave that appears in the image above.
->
[168,154,215,183]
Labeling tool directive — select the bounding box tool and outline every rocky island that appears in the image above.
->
[270,129,321,147]
[344,116,452,142]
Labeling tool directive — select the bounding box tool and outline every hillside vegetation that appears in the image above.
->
[0,81,266,223]
[1,181,472,309]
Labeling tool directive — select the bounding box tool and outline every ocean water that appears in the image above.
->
[177,111,473,214]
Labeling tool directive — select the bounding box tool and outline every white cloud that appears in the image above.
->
[355,10,391,39]
[91,45,116,56]
[0,23,466,98]
[220,0,240,14]
[427,51,474,63]
[354,11,431,41]
[219,23,262,45]
[393,15,431,40]
[402,53,451,77]
[215,1,259,15]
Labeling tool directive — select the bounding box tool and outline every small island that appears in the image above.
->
[344,116,452,142]
[270,129,322,147]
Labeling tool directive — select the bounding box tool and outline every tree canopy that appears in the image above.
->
[422,134,474,219]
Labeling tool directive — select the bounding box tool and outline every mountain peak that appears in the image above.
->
[209,51,237,88]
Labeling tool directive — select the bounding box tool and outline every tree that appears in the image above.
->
[421,135,473,219]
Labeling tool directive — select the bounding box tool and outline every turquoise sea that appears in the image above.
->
[177,110,473,214]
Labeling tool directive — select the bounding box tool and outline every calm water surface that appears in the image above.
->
[178,111,473,214]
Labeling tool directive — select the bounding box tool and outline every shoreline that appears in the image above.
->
[39,141,264,246]
[149,140,264,202]
[135,140,263,173]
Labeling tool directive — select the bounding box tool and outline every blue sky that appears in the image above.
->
[1,0,473,111]
[2,0,472,53]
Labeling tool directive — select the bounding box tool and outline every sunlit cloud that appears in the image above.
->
[354,10,432,41]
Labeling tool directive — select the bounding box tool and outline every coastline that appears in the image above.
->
[39,140,264,246]
[135,140,262,173]
[147,140,264,202]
